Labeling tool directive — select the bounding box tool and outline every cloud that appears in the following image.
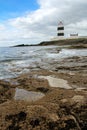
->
[0,0,87,46]
[0,24,6,31]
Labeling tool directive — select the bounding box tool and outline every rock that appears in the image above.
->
[14,88,45,102]
[49,113,59,122]
[59,115,81,130]
[37,87,49,93]
[71,95,86,105]
[61,98,68,103]
[0,80,15,104]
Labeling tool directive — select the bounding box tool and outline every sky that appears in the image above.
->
[0,0,87,46]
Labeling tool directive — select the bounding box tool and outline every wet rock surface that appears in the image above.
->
[0,92,87,130]
[0,80,15,104]
[0,71,87,130]
[14,88,45,102]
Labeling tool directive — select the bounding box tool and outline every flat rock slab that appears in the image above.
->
[39,76,72,89]
[14,88,45,102]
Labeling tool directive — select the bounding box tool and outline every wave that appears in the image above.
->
[46,49,87,59]
[0,58,22,63]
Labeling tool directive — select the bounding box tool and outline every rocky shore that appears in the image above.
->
[0,41,87,130]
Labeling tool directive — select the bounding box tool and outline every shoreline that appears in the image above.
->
[0,43,87,130]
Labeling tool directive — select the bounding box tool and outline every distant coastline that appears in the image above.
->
[13,44,38,47]
[12,38,87,49]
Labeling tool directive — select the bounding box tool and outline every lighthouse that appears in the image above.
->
[57,21,64,39]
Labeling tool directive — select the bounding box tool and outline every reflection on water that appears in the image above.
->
[14,88,45,102]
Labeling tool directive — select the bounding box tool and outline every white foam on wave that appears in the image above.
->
[46,49,87,59]
[13,60,25,65]
[60,49,87,57]
[46,53,60,58]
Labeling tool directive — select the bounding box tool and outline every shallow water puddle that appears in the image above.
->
[14,88,45,102]
[39,76,72,89]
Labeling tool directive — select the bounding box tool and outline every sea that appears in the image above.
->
[0,46,87,79]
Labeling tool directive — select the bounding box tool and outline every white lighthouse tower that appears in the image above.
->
[57,21,64,39]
